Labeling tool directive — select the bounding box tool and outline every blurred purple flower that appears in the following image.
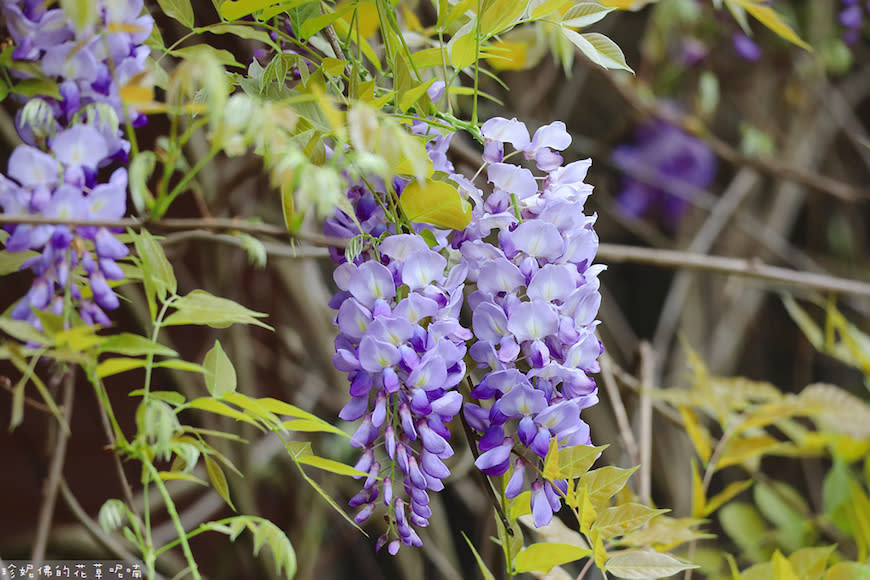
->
[612,120,716,229]
[732,32,762,61]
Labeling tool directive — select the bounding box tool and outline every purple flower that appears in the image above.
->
[0,0,153,329]
[612,119,716,229]
[459,116,603,528]
[732,32,762,61]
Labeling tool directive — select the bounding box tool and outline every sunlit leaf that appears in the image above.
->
[788,546,835,580]
[158,471,207,484]
[718,435,784,469]
[96,357,147,378]
[561,29,633,72]
[296,455,368,477]
[156,0,195,27]
[399,179,472,230]
[99,333,177,357]
[579,466,638,510]
[593,503,669,540]
[732,0,812,51]
[605,550,699,579]
[187,398,266,430]
[561,3,616,28]
[205,454,236,510]
[679,406,712,464]
[704,480,753,516]
[514,543,591,574]
[203,340,237,398]
[164,290,272,329]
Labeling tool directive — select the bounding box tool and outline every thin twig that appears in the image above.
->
[597,243,870,299]
[1,375,60,414]
[598,354,640,466]
[638,343,654,507]
[0,215,349,248]
[31,370,75,563]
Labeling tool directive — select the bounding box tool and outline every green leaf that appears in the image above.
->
[129,389,186,406]
[203,340,237,398]
[719,502,768,562]
[96,357,147,378]
[131,228,177,316]
[561,2,616,28]
[187,398,266,430]
[99,333,178,357]
[0,250,37,276]
[605,550,699,579]
[678,405,712,464]
[205,454,235,510]
[155,360,205,374]
[552,444,607,480]
[788,546,836,580]
[219,0,285,20]
[0,317,48,345]
[735,0,812,51]
[592,503,669,540]
[462,532,496,580]
[703,480,753,516]
[158,471,207,484]
[561,29,634,73]
[129,151,156,214]
[514,542,591,574]
[579,465,638,509]
[621,517,713,550]
[284,419,347,437]
[718,435,785,469]
[449,20,478,69]
[398,179,472,230]
[203,23,274,44]
[299,5,353,41]
[172,45,243,68]
[822,562,870,580]
[156,0,195,27]
[399,78,437,113]
[296,455,368,477]
[163,290,273,330]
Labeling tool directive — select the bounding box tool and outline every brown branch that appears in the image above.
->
[0,376,60,415]
[31,370,75,563]
[0,215,349,248]
[597,243,870,299]
[598,72,869,203]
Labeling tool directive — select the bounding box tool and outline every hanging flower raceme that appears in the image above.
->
[0,1,153,329]
[456,117,604,528]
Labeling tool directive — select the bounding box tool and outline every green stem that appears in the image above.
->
[146,463,201,580]
[154,147,220,218]
[472,0,482,126]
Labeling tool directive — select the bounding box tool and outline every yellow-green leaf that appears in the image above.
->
[203,340,237,398]
[449,20,478,69]
[205,454,235,510]
[296,455,368,477]
[718,435,784,469]
[772,550,799,580]
[579,465,638,510]
[703,480,753,516]
[158,471,207,485]
[187,398,265,430]
[605,550,699,579]
[97,357,147,378]
[734,0,812,51]
[463,532,496,580]
[691,458,705,517]
[788,546,835,580]
[679,405,712,464]
[399,179,472,230]
[822,562,870,580]
[577,484,597,535]
[592,503,669,540]
[514,542,591,574]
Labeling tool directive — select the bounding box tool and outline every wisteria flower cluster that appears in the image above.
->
[327,115,604,550]
[456,117,603,527]
[0,1,153,328]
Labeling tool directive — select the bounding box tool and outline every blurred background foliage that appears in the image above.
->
[2,0,870,578]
